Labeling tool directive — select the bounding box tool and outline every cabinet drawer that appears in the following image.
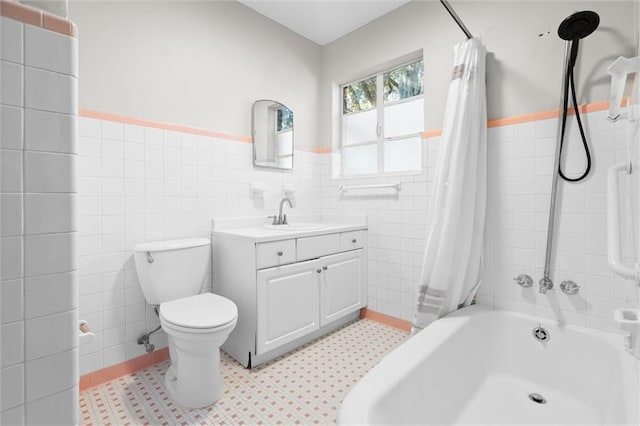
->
[340,230,365,251]
[256,240,296,269]
[297,233,340,261]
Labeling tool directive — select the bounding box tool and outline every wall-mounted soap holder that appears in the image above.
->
[79,320,96,347]
[613,309,640,359]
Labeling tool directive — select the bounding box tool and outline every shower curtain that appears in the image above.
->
[413,38,487,333]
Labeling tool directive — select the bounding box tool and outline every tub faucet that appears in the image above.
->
[539,276,553,294]
[274,197,292,225]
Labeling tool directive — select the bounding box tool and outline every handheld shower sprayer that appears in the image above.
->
[555,11,600,182]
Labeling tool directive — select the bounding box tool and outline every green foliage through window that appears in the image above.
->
[342,77,376,114]
[277,107,293,132]
[384,60,424,103]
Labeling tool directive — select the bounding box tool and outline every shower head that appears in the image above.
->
[558,11,600,41]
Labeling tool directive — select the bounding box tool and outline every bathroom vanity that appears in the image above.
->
[211,217,367,368]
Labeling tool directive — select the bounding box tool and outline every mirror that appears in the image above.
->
[252,100,294,170]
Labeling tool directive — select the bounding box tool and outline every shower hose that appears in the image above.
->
[558,39,592,182]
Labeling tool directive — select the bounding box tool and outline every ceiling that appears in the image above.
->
[238,0,411,45]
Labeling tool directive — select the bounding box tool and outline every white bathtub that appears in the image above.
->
[339,305,639,425]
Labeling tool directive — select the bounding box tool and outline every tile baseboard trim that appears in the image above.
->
[360,308,411,333]
[79,347,169,391]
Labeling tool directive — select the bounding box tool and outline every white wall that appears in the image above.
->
[1,15,79,425]
[67,1,322,148]
[320,1,636,147]
[76,116,322,375]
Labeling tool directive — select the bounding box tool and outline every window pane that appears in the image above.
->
[343,77,376,113]
[277,107,293,132]
[343,109,377,145]
[384,136,422,173]
[343,144,377,176]
[384,60,423,103]
[276,131,293,156]
[384,98,424,138]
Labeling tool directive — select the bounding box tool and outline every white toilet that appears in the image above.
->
[133,238,238,408]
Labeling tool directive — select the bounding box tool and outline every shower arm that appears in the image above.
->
[541,41,572,289]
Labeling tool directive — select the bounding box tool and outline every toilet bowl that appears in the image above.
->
[160,293,238,408]
[133,238,238,408]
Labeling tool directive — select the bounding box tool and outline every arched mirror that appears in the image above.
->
[252,100,294,170]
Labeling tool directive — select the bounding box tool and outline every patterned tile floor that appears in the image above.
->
[80,319,408,425]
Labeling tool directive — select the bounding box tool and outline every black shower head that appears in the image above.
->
[558,11,600,40]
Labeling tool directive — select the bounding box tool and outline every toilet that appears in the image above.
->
[133,238,238,408]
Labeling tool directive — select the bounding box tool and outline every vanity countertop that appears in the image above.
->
[211,222,367,243]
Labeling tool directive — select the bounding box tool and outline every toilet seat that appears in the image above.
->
[160,293,237,333]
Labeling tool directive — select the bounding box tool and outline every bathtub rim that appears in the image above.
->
[339,304,633,425]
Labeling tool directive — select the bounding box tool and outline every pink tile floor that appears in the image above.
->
[80,319,408,425]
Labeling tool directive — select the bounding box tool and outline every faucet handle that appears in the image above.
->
[282,214,288,225]
[267,215,278,225]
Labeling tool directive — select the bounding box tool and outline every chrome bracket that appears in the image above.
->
[559,280,580,295]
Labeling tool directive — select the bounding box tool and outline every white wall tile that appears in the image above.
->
[0,236,23,280]
[1,405,25,426]
[1,148,23,193]
[24,109,76,154]
[25,348,78,402]
[25,24,77,76]
[24,194,76,234]
[1,105,24,149]
[0,363,24,410]
[24,151,76,192]
[24,233,76,277]
[1,193,23,236]
[1,279,23,324]
[24,67,77,114]
[24,271,78,319]
[78,117,100,138]
[1,321,24,366]
[0,60,23,106]
[25,309,77,360]
[25,385,78,426]
[0,17,23,63]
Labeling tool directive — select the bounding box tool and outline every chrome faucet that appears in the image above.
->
[269,197,293,225]
[539,275,553,294]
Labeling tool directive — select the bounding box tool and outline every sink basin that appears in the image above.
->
[263,223,327,232]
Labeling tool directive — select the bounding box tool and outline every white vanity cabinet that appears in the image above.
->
[212,223,367,368]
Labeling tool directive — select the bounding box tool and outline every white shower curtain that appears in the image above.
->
[413,38,487,332]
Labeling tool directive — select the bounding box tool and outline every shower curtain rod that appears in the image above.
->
[440,0,473,39]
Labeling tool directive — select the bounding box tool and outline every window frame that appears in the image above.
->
[340,57,424,177]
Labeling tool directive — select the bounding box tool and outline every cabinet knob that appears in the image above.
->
[351,239,357,243]
[316,269,322,273]
[277,251,283,256]
[322,266,328,271]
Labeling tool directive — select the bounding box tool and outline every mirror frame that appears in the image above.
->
[252,99,294,170]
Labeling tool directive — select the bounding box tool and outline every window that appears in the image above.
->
[341,59,424,176]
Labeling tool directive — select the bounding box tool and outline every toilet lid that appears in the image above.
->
[160,293,237,329]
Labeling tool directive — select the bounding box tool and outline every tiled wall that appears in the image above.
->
[0,15,79,425]
[319,139,432,322]
[479,109,639,332]
[320,108,640,332]
[76,115,323,375]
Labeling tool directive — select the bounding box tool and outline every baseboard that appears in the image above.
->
[360,308,412,332]
[80,348,170,391]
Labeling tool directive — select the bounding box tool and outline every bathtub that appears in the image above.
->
[339,305,639,425]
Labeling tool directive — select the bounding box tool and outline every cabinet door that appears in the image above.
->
[320,249,365,327]
[256,259,320,355]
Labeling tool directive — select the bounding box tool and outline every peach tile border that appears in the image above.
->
[0,0,76,37]
[360,308,412,333]
[80,109,253,143]
[79,348,169,391]
[81,98,616,155]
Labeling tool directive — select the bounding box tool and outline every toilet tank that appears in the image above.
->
[133,238,210,305]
